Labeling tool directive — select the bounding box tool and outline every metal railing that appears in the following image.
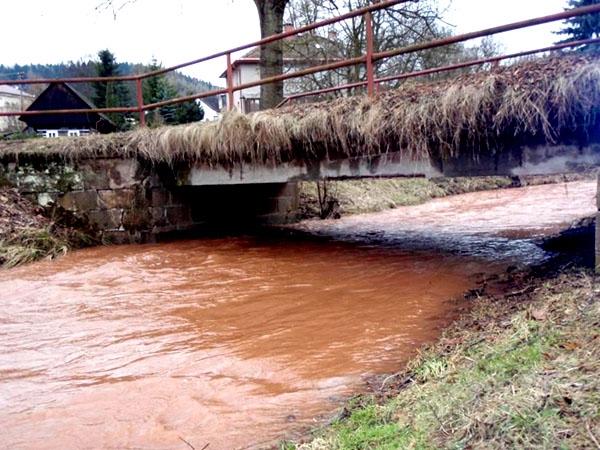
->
[1,0,599,129]
[277,36,600,107]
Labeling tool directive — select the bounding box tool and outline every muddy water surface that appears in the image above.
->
[0,181,596,449]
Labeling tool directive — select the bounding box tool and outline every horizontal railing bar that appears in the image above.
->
[0,74,139,86]
[138,0,413,80]
[278,36,600,106]
[5,107,140,116]
[0,0,411,87]
[374,36,600,83]
[373,3,600,62]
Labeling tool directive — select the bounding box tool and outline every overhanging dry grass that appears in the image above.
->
[1,54,599,166]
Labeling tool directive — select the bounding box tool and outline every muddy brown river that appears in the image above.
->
[0,181,596,449]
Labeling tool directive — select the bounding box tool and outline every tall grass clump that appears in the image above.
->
[0,227,69,268]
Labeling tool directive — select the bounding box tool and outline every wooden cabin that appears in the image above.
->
[20,82,116,137]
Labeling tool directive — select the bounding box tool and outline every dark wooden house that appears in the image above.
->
[20,82,116,137]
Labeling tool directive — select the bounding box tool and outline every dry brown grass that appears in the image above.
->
[1,54,599,167]
[0,187,97,268]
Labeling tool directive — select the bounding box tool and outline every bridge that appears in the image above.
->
[0,1,600,263]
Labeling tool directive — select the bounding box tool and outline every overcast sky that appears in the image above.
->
[1,0,568,86]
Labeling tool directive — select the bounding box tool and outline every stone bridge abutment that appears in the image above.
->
[0,157,298,244]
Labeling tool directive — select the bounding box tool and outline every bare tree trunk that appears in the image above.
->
[254,0,289,109]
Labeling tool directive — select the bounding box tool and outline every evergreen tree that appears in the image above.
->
[92,49,131,130]
[142,59,177,126]
[175,94,204,124]
[555,0,600,51]
[143,60,203,126]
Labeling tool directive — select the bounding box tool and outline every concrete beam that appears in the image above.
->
[185,153,440,186]
[183,144,600,186]
[440,144,600,178]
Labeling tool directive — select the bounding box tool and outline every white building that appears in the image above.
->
[0,85,35,133]
[220,50,263,113]
[220,28,344,113]
[197,97,222,121]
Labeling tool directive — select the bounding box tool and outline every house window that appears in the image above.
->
[44,130,59,138]
[67,130,80,137]
[219,94,227,111]
[243,98,260,113]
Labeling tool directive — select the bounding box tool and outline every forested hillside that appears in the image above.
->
[0,61,220,101]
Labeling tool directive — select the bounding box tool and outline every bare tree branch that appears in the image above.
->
[95,0,138,20]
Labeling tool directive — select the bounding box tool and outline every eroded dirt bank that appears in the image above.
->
[0,187,94,268]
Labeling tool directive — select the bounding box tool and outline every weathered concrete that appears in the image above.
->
[2,137,600,246]
[187,153,440,185]
[184,144,600,186]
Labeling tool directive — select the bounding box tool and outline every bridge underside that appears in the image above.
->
[181,142,600,271]
[183,143,600,185]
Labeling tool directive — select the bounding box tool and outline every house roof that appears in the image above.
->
[0,85,35,98]
[199,95,220,112]
[21,82,116,133]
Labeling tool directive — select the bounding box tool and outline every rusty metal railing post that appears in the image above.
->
[365,11,375,96]
[226,53,235,111]
[135,78,146,127]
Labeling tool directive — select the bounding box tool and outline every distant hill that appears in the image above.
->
[0,61,222,104]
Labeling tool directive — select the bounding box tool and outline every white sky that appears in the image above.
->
[1,0,568,86]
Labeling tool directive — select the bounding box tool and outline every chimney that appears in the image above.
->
[284,23,294,39]
[328,29,338,41]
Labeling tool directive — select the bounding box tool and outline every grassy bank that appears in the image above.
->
[297,174,592,219]
[281,235,600,449]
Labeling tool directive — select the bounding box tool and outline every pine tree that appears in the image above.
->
[555,0,600,51]
[142,60,203,126]
[142,59,177,126]
[92,49,131,130]
[175,95,204,124]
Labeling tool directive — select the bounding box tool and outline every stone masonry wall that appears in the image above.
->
[0,157,299,244]
[0,157,195,244]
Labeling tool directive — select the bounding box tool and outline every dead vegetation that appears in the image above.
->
[1,54,599,166]
[0,187,96,268]
[297,173,594,219]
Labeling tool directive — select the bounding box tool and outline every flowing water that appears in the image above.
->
[0,181,595,450]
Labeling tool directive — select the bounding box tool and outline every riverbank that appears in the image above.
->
[1,174,591,269]
[0,187,95,268]
[280,223,600,449]
[1,178,597,448]
[297,174,591,219]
